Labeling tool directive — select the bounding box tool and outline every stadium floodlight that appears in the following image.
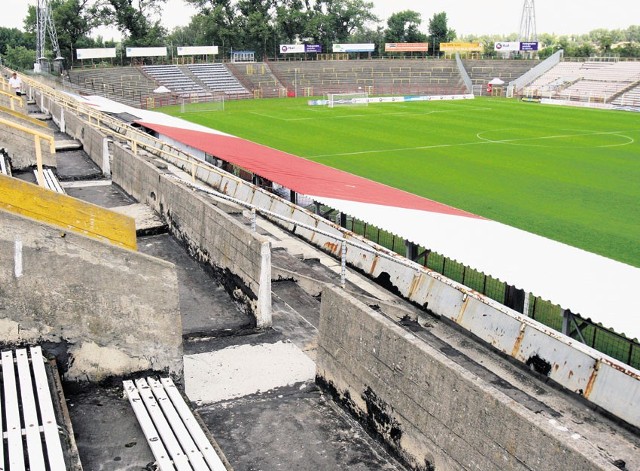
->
[518,0,538,43]
[326,92,369,108]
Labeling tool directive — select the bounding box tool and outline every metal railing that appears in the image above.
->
[508,49,563,97]
[455,53,473,94]
[17,66,640,430]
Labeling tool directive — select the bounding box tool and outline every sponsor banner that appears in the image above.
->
[332,43,375,53]
[520,41,539,51]
[385,43,429,52]
[125,47,167,58]
[77,48,117,60]
[280,44,322,53]
[439,42,483,52]
[177,46,219,56]
[494,41,520,52]
[308,94,474,106]
[280,44,306,54]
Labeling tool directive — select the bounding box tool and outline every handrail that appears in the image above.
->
[455,53,473,94]
[0,89,24,112]
[507,49,563,96]
[0,116,56,187]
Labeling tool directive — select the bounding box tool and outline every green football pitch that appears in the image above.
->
[162,97,640,268]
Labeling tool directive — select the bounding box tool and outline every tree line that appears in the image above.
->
[0,0,638,71]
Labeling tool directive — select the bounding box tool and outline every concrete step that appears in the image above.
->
[55,139,83,151]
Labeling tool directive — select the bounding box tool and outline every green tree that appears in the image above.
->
[51,0,102,64]
[3,45,37,70]
[97,0,167,45]
[384,10,427,44]
[427,11,455,56]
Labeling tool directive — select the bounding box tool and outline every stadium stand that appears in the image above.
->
[67,67,157,107]
[226,62,286,98]
[268,59,467,96]
[142,64,208,97]
[461,59,540,94]
[524,60,640,102]
[612,82,640,107]
[186,63,251,98]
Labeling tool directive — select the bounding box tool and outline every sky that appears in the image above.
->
[1,0,638,41]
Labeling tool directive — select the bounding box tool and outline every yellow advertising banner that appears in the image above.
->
[439,42,483,52]
[385,43,429,52]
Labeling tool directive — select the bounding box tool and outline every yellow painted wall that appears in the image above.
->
[0,174,137,250]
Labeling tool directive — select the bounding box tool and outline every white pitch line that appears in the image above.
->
[308,128,637,159]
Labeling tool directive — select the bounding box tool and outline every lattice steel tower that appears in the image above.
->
[35,0,64,73]
[518,0,538,43]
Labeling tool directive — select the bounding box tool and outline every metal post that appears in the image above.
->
[523,292,531,316]
[251,207,257,232]
[34,135,44,187]
[340,234,347,288]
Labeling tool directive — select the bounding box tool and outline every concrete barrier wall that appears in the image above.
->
[49,98,111,175]
[317,287,618,471]
[0,209,183,381]
[111,143,272,327]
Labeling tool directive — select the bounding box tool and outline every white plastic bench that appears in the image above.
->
[0,152,9,176]
[124,377,227,471]
[1,346,67,471]
[33,168,65,193]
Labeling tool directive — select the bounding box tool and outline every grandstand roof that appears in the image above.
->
[82,95,640,341]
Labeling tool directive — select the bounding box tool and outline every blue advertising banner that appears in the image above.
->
[305,45,322,53]
[520,42,539,51]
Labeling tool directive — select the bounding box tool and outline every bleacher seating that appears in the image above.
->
[187,63,251,98]
[143,65,208,97]
[67,67,158,107]
[1,347,69,470]
[34,167,65,193]
[268,59,467,96]
[524,60,640,102]
[612,83,640,107]
[462,59,540,91]
[124,377,227,471]
[0,148,11,176]
[226,62,285,98]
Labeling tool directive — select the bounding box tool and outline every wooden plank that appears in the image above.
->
[123,380,176,471]
[134,378,192,471]
[15,349,46,471]
[148,378,209,471]
[1,351,25,471]
[29,347,67,470]
[161,378,227,471]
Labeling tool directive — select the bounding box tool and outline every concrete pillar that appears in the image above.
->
[256,241,272,328]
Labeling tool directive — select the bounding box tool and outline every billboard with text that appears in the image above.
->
[333,43,375,53]
[440,42,483,52]
[385,43,429,52]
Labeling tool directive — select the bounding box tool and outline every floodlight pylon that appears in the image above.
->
[518,0,538,43]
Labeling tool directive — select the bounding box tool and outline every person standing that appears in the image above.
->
[9,72,23,96]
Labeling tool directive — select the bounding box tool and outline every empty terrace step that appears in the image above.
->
[124,377,230,471]
[1,346,81,470]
